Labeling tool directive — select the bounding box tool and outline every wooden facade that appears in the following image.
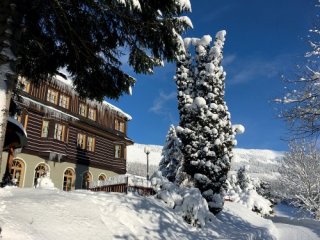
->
[17,77,133,174]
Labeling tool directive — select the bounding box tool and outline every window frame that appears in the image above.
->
[19,77,30,93]
[115,119,125,133]
[79,102,88,117]
[87,136,95,152]
[77,133,86,150]
[47,88,59,105]
[41,120,50,138]
[54,123,66,142]
[63,168,75,191]
[114,144,123,159]
[88,107,97,121]
[59,93,70,109]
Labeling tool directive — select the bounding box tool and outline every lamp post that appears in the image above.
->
[144,146,150,181]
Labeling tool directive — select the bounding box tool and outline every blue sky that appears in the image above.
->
[109,0,317,151]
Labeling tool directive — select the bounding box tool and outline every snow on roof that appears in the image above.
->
[52,74,132,121]
[21,96,80,121]
[102,101,132,120]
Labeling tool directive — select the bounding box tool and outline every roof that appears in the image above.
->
[52,75,132,121]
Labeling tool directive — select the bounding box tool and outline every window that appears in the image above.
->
[54,123,66,141]
[41,120,49,138]
[59,93,70,109]
[115,145,122,158]
[17,114,28,130]
[79,103,87,117]
[10,159,25,188]
[119,122,125,132]
[77,133,86,149]
[88,108,96,121]
[98,174,106,181]
[63,168,75,191]
[19,77,30,93]
[47,88,59,104]
[115,119,125,133]
[87,136,95,152]
[82,171,92,189]
[34,163,49,187]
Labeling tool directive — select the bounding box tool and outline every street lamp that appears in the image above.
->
[144,146,150,181]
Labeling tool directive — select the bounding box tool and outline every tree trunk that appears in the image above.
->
[0,0,18,177]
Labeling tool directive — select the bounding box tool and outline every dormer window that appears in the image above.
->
[115,119,125,133]
[79,103,87,117]
[47,88,59,104]
[88,108,96,121]
[59,93,70,109]
[19,77,30,93]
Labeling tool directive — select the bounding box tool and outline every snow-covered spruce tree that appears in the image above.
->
[279,141,320,219]
[225,167,273,216]
[176,31,236,214]
[159,125,184,182]
[237,166,252,191]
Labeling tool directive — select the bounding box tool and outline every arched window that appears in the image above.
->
[82,171,92,189]
[98,174,106,181]
[11,159,25,187]
[34,163,49,186]
[63,168,75,191]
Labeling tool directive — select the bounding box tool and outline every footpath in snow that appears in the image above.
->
[267,203,320,240]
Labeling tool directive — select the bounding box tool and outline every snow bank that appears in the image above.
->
[151,171,213,227]
[226,167,273,216]
[0,187,279,240]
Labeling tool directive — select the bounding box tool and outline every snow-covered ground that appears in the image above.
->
[270,203,320,240]
[127,143,283,180]
[0,187,279,240]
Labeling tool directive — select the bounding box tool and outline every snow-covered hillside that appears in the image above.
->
[127,143,283,180]
[0,187,279,240]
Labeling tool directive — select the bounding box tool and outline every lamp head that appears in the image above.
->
[144,146,150,154]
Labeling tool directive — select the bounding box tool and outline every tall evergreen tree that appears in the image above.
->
[0,0,192,168]
[176,31,236,213]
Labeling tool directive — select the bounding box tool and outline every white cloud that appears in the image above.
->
[223,54,237,66]
[226,54,292,85]
[150,91,176,113]
[149,91,177,123]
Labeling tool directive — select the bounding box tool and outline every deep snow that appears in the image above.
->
[0,187,279,240]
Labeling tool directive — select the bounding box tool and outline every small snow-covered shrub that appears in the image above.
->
[226,166,273,216]
[256,180,280,205]
[151,171,214,227]
[36,174,55,189]
[177,188,213,227]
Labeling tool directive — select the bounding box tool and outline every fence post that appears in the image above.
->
[125,176,129,194]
